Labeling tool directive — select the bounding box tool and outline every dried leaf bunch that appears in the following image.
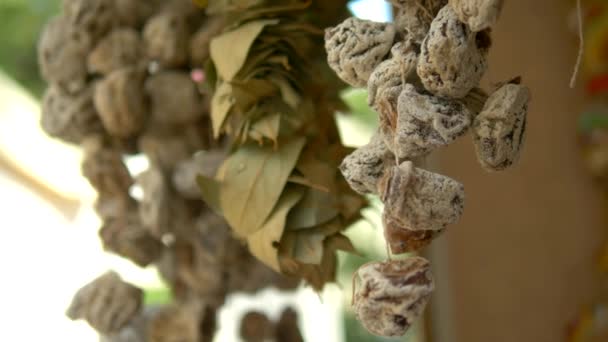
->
[325,0,530,337]
[39,0,300,340]
[198,0,366,290]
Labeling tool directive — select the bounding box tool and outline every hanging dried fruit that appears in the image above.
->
[325,0,531,336]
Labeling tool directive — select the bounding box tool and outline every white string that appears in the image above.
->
[570,0,584,89]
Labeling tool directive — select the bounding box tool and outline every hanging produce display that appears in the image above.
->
[36,0,531,340]
[325,0,530,337]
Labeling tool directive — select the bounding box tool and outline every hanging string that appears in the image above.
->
[570,0,584,88]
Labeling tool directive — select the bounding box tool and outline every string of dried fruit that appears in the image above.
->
[196,0,366,290]
[325,0,531,337]
[38,0,300,340]
[568,1,608,341]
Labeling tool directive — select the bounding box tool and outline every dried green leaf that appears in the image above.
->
[219,137,306,237]
[211,82,234,137]
[292,232,324,264]
[249,113,280,144]
[269,75,300,108]
[286,188,338,230]
[210,19,279,81]
[248,188,303,272]
[196,175,222,215]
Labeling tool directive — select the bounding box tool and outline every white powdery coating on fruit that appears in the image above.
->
[392,0,447,44]
[325,17,396,87]
[367,41,418,109]
[417,5,488,98]
[379,161,465,231]
[339,132,395,195]
[394,84,472,159]
[449,0,504,32]
[473,82,530,171]
[353,257,434,337]
[94,67,148,138]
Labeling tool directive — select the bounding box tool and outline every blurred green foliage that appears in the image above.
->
[0,0,60,97]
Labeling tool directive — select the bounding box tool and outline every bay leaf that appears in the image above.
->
[210,19,279,81]
[211,82,234,137]
[220,137,306,237]
[196,175,222,215]
[269,75,301,109]
[287,175,329,192]
[286,188,338,230]
[249,113,280,145]
[292,231,324,265]
[248,188,303,272]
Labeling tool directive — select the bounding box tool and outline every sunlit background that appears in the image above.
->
[0,1,409,341]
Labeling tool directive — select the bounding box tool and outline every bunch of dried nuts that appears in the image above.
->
[326,0,530,337]
[39,1,298,341]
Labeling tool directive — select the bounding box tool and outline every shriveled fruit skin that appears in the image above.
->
[394,84,472,160]
[450,0,504,32]
[473,82,530,171]
[38,16,90,94]
[353,257,434,337]
[41,85,104,144]
[378,161,465,232]
[325,17,396,87]
[66,271,143,334]
[88,29,143,75]
[417,5,490,99]
[339,132,395,195]
[94,67,148,138]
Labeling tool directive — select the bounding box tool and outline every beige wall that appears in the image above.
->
[433,1,607,341]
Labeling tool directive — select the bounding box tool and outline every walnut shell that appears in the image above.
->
[145,71,205,124]
[88,29,143,75]
[81,136,133,195]
[143,12,190,68]
[473,82,530,171]
[41,85,104,144]
[417,5,490,98]
[353,257,434,337]
[378,161,465,231]
[38,16,90,94]
[325,17,395,87]
[394,84,472,159]
[62,0,117,41]
[99,213,164,267]
[339,132,395,195]
[66,271,143,334]
[449,0,504,32]
[367,41,418,109]
[94,67,148,138]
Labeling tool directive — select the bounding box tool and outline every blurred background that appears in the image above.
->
[0,0,604,341]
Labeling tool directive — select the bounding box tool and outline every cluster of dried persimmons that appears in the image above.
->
[37,0,528,340]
